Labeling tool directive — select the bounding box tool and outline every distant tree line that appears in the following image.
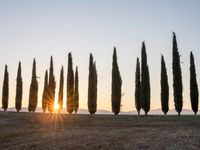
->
[1,32,199,115]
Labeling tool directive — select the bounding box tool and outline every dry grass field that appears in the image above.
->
[0,111,200,150]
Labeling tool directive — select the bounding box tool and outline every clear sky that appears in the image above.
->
[0,0,200,112]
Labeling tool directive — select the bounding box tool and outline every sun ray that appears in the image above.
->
[54,101,59,113]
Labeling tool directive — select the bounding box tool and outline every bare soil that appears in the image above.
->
[0,111,200,150]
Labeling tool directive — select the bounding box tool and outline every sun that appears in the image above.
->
[54,102,59,111]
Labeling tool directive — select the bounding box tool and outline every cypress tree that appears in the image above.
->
[111,47,122,115]
[88,54,94,114]
[15,62,23,112]
[141,42,151,115]
[93,62,98,113]
[74,66,79,114]
[88,54,98,114]
[58,66,64,112]
[48,56,56,113]
[161,55,169,115]
[135,58,141,115]
[190,52,199,115]
[42,70,49,112]
[2,65,9,111]
[28,58,38,112]
[172,32,183,115]
[67,53,74,114]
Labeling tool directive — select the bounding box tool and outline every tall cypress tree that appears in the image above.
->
[111,47,122,115]
[67,53,74,114]
[190,52,199,115]
[88,54,94,114]
[42,70,49,112]
[2,65,9,111]
[172,32,183,115]
[135,58,141,115]
[48,56,56,113]
[93,62,98,114]
[28,58,38,112]
[15,62,23,112]
[88,54,98,114]
[74,66,79,114]
[161,55,169,115]
[58,66,64,112]
[141,42,151,115]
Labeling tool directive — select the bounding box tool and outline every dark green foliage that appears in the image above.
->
[67,53,74,114]
[15,62,23,112]
[161,55,169,115]
[88,54,98,114]
[141,42,151,115]
[48,56,56,113]
[172,32,183,115]
[93,63,98,113]
[111,47,122,115]
[2,65,9,111]
[58,66,64,112]
[42,70,49,112]
[190,52,199,115]
[88,54,94,114]
[135,58,141,115]
[74,67,79,114]
[28,59,38,112]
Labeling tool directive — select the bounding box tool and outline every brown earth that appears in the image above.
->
[0,111,200,150]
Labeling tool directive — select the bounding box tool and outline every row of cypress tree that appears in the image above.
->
[42,54,80,113]
[1,55,79,113]
[160,33,198,115]
[1,32,199,115]
[134,32,199,115]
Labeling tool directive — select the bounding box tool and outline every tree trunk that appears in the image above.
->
[137,111,140,115]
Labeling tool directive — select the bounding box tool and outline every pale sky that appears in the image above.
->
[0,0,200,112]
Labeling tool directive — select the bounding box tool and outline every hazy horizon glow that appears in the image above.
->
[0,0,200,112]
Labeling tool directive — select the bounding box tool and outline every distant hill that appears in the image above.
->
[0,107,196,115]
[4,107,112,114]
[125,108,194,115]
